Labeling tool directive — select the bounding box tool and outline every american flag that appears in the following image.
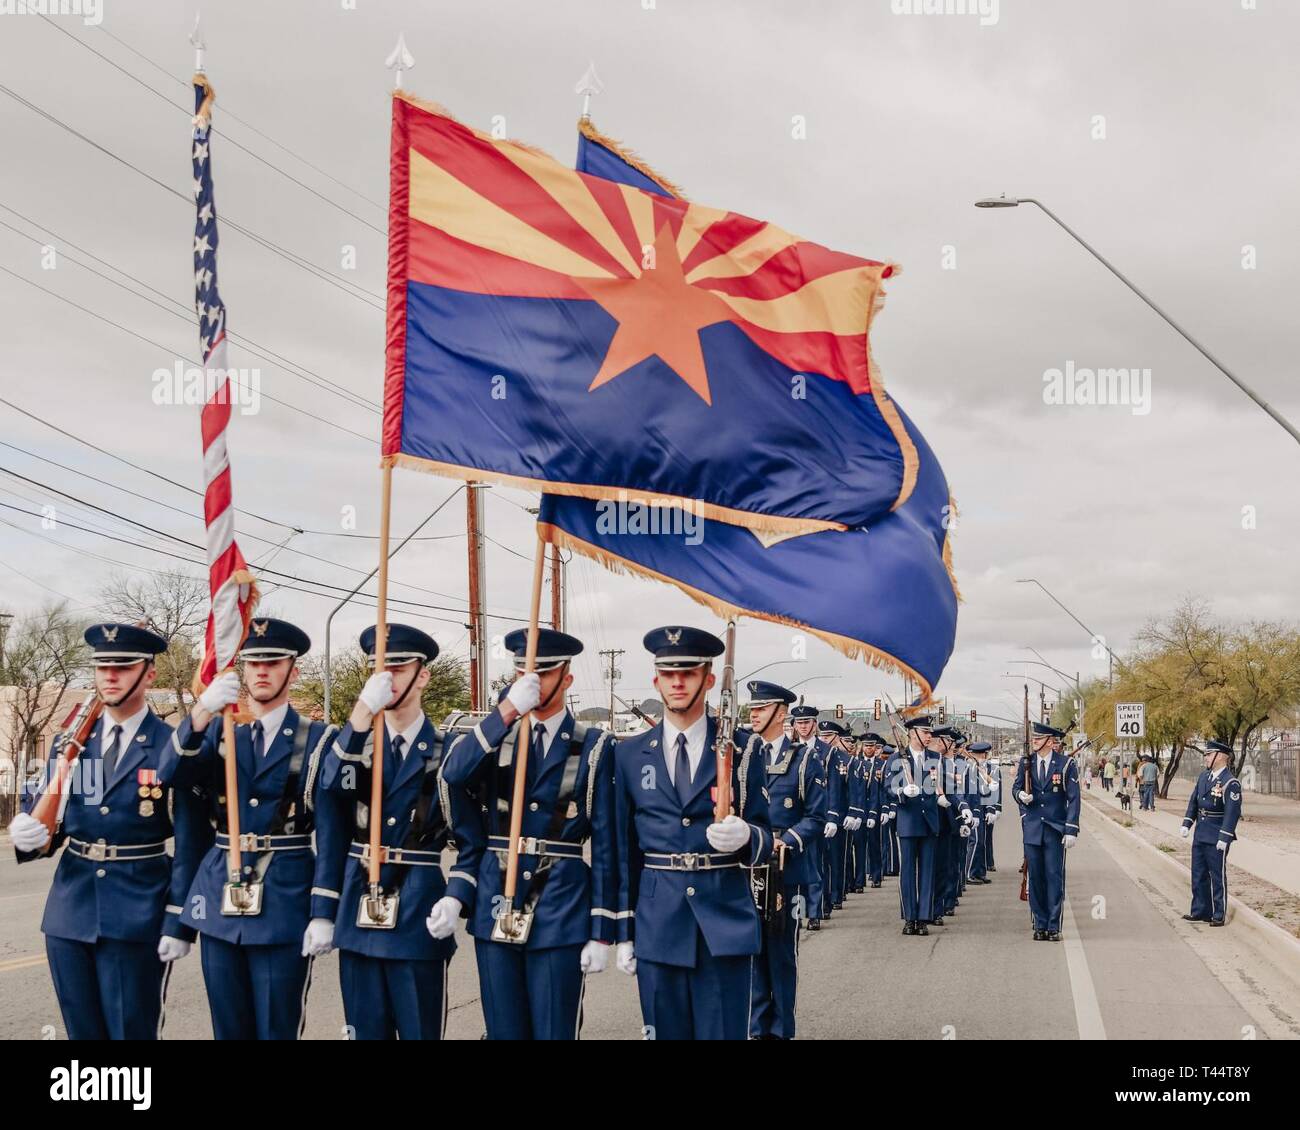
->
[192,74,257,688]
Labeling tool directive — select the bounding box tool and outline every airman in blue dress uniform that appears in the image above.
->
[846,730,869,893]
[862,733,889,887]
[160,617,345,1039]
[984,752,1002,873]
[439,627,617,1040]
[746,680,826,1040]
[788,704,827,929]
[964,742,995,885]
[9,623,204,1039]
[1012,722,1081,941]
[612,626,771,1040]
[316,623,464,1039]
[818,719,852,915]
[888,714,944,936]
[1180,741,1242,927]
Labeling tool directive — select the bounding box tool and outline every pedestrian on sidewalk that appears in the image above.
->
[1102,759,1115,792]
[1138,754,1159,810]
[1083,765,1092,790]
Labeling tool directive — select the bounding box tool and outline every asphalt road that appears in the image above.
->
[0,812,1281,1040]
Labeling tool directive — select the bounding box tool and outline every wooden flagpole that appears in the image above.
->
[367,462,394,890]
[222,706,242,888]
[499,532,547,935]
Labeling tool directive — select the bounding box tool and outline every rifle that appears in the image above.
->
[613,693,656,729]
[712,620,738,821]
[31,695,103,850]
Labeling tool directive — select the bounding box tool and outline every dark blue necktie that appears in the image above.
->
[385,733,404,783]
[251,720,265,760]
[102,724,123,783]
[674,733,692,804]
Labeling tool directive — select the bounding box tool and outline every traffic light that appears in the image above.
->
[969,709,977,723]
[937,705,946,724]
[835,703,844,719]
[873,699,882,720]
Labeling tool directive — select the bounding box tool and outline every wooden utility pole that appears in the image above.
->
[466,483,488,711]
[550,543,563,630]
[599,648,624,729]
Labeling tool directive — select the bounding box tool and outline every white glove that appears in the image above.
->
[938,794,951,809]
[705,814,750,853]
[616,940,636,975]
[1216,840,1228,853]
[358,671,394,714]
[903,784,921,798]
[580,940,609,974]
[959,825,971,838]
[866,818,876,829]
[301,917,335,957]
[844,816,860,831]
[8,813,50,853]
[1063,834,1077,850]
[157,937,191,963]
[506,672,542,715]
[1180,825,1190,839]
[426,895,462,940]
[198,670,241,714]
[882,810,893,823]
[1017,790,1034,805]
[823,821,839,838]
[985,811,997,825]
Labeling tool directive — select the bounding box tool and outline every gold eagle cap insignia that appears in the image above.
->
[665,628,682,645]
[101,625,119,642]
[252,621,269,637]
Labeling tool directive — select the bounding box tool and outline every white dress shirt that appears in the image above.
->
[529,710,567,762]
[100,704,150,774]
[662,712,709,789]
[386,712,426,758]
[249,702,290,754]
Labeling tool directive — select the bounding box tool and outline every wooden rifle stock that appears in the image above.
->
[712,620,738,821]
[31,696,103,850]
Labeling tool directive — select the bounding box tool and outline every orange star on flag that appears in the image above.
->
[574,224,735,405]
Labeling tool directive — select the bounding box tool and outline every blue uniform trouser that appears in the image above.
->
[898,834,936,922]
[1024,826,1067,932]
[985,818,997,869]
[819,837,835,916]
[474,938,586,1040]
[339,950,447,1040]
[935,828,953,914]
[886,823,900,875]
[828,830,848,905]
[1190,841,1229,921]
[806,835,824,919]
[851,824,868,888]
[45,935,168,1040]
[199,935,312,1040]
[750,884,802,1039]
[867,820,883,883]
[637,938,752,1040]
[967,816,986,879]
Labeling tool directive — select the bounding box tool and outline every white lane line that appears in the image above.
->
[1062,888,1106,1040]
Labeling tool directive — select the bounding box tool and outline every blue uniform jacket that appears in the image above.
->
[440,706,617,950]
[18,711,204,945]
[613,718,771,966]
[762,737,827,886]
[887,749,944,837]
[159,709,345,945]
[1182,769,1242,846]
[866,754,890,820]
[847,755,868,821]
[318,715,467,961]
[823,744,850,823]
[1013,751,1081,846]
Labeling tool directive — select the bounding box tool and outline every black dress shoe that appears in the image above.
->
[1181,914,1205,922]
[902,921,916,936]
[1046,931,1062,941]
[1209,919,1225,927]
[916,922,930,936]
[1033,930,1045,941]
[930,916,944,927]
[871,881,881,888]
[988,865,997,872]
[833,902,844,910]
[808,919,821,931]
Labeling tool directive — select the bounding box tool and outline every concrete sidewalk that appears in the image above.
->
[1088,781,1300,898]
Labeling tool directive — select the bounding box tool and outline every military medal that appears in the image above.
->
[150,786,163,799]
[138,785,151,798]
[137,769,160,813]
[139,799,155,817]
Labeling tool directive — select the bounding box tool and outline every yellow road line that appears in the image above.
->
[0,954,47,973]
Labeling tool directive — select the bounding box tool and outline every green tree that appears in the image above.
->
[296,647,471,728]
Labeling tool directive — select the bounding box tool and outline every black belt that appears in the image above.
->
[215,832,311,853]
[348,841,443,867]
[67,838,166,862]
[644,851,742,871]
[487,834,584,861]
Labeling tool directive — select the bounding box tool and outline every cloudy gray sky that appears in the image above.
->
[1,0,1296,725]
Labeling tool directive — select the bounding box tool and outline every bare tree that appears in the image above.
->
[0,603,89,823]
[99,571,207,716]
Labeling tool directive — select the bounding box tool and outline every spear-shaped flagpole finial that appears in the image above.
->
[574,61,604,120]
[385,32,415,90]
[190,12,206,75]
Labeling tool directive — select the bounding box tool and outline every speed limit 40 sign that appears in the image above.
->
[1115,702,1146,738]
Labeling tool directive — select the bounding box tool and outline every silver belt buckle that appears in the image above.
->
[85,841,108,862]
[674,852,701,871]
[237,832,267,852]
[516,836,542,855]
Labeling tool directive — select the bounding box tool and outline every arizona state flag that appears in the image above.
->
[535,121,960,696]
[384,93,916,536]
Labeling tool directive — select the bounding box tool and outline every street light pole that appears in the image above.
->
[975,195,1300,447]
[1016,577,1118,687]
